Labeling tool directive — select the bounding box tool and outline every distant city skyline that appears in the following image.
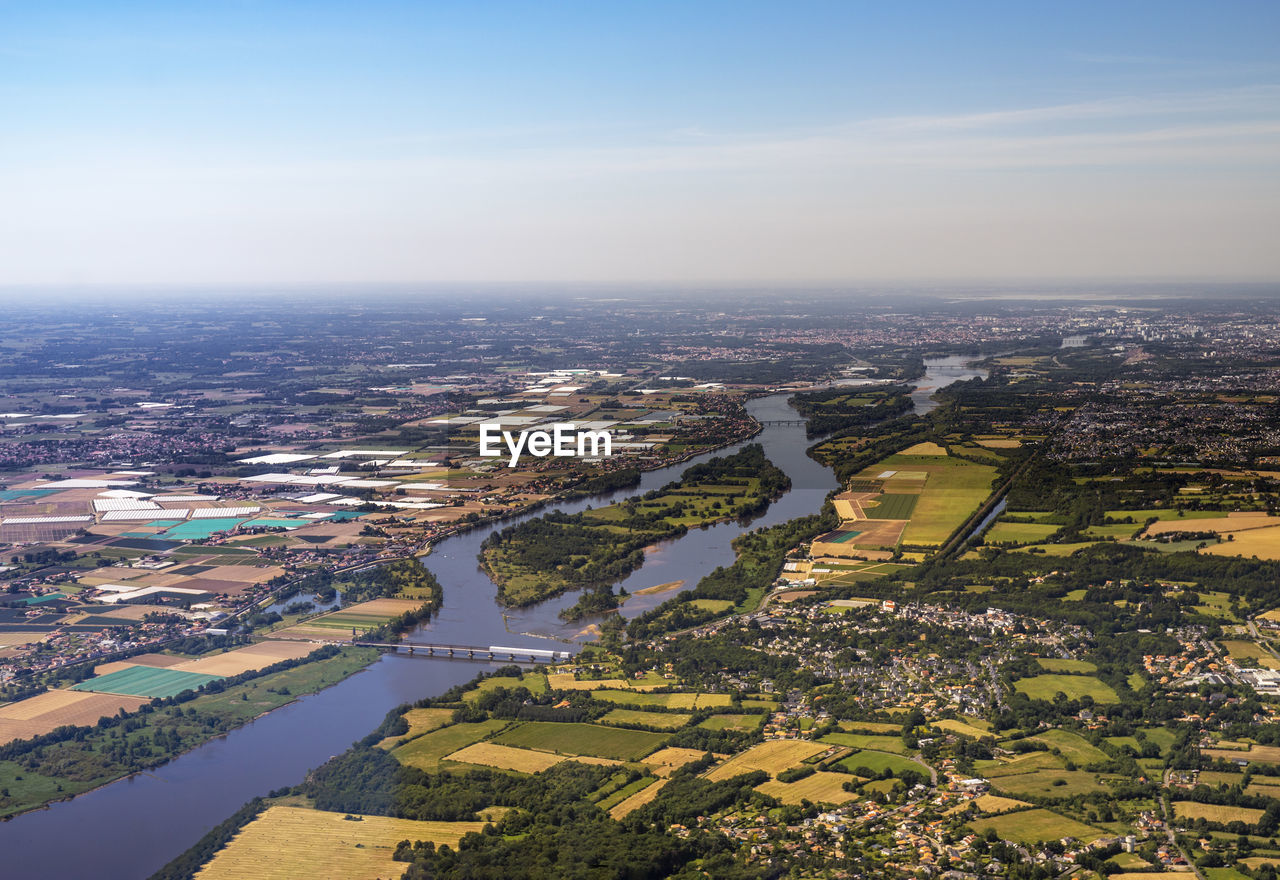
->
[2,1,1278,285]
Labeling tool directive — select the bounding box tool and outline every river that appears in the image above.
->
[0,357,983,879]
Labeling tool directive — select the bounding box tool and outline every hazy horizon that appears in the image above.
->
[4,1,1278,286]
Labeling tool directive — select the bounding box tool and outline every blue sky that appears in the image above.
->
[2,1,1278,284]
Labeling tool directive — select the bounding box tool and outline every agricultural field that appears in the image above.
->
[990,769,1108,798]
[1028,729,1111,764]
[1203,744,1280,764]
[598,708,691,730]
[589,689,731,710]
[166,641,317,677]
[194,806,485,880]
[1173,802,1265,826]
[390,720,509,771]
[698,714,765,732]
[643,747,717,776]
[973,794,1032,814]
[837,750,924,777]
[984,520,1060,545]
[1221,640,1280,668]
[492,721,668,761]
[1013,674,1119,703]
[610,778,668,819]
[376,708,455,749]
[1035,657,1097,673]
[0,690,149,745]
[270,598,424,640]
[705,740,828,782]
[444,742,617,773]
[70,665,223,699]
[933,718,995,740]
[756,771,858,805]
[820,733,910,754]
[968,808,1103,846]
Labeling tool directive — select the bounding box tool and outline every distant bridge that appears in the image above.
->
[755,418,807,426]
[353,641,574,663]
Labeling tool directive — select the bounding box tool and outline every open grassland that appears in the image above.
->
[492,721,667,761]
[469,673,549,699]
[968,808,1103,845]
[376,708,455,749]
[982,752,1067,777]
[1035,658,1098,673]
[590,689,730,710]
[1028,729,1111,764]
[1014,674,1119,703]
[756,771,858,805]
[390,720,509,771]
[444,742,617,772]
[194,806,485,880]
[837,750,923,777]
[698,714,765,732]
[1221,640,1280,668]
[706,740,828,781]
[1173,802,1265,826]
[990,769,1108,798]
[837,720,904,734]
[899,442,949,456]
[598,708,691,730]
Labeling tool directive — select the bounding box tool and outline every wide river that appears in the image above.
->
[0,356,984,879]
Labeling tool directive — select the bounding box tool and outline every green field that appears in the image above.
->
[1035,658,1097,673]
[873,454,998,546]
[837,750,923,777]
[969,808,1103,845]
[391,721,510,771]
[985,521,1060,545]
[991,769,1108,798]
[1028,729,1110,764]
[1013,674,1119,703]
[868,493,918,519]
[698,714,766,732]
[70,665,223,698]
[493,721,668,761]
[598,708,691,730]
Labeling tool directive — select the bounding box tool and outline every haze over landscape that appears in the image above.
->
[3,0,1279,286]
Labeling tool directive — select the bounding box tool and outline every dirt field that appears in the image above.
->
[194,806,486,880]
[171,641,317,676]
[705,740,828,781]
[0,689,149,744]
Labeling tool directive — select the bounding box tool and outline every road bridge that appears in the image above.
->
[353,641,574,663]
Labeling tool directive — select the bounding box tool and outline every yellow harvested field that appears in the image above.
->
[643,747,715,776]
[546,673,660,692]
[171,641,316,676]
[0,632,42,648]
[1172,801,1264,825]
[976,439,1021,449]
[1143,511,1280,536]
[445,742,562,772]
[935,718,994,739]
[610,778,668,819]
[756,771,858,805]
[975,794,1032,814]
[705,740,827,781]
[195,806,485,880]
[0,689,149,745]
[94,652,185,675]
[445,742,619,772]
[1204,744,1280,764]
[900,442,948,456]
[377,708,456,749]
[1204,524,1280,560]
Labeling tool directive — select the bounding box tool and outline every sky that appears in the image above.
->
[2,1,1278,286]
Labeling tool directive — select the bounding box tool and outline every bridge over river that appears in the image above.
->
[353,641,573,663]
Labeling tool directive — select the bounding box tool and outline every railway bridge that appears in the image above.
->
[353,641,573,664]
